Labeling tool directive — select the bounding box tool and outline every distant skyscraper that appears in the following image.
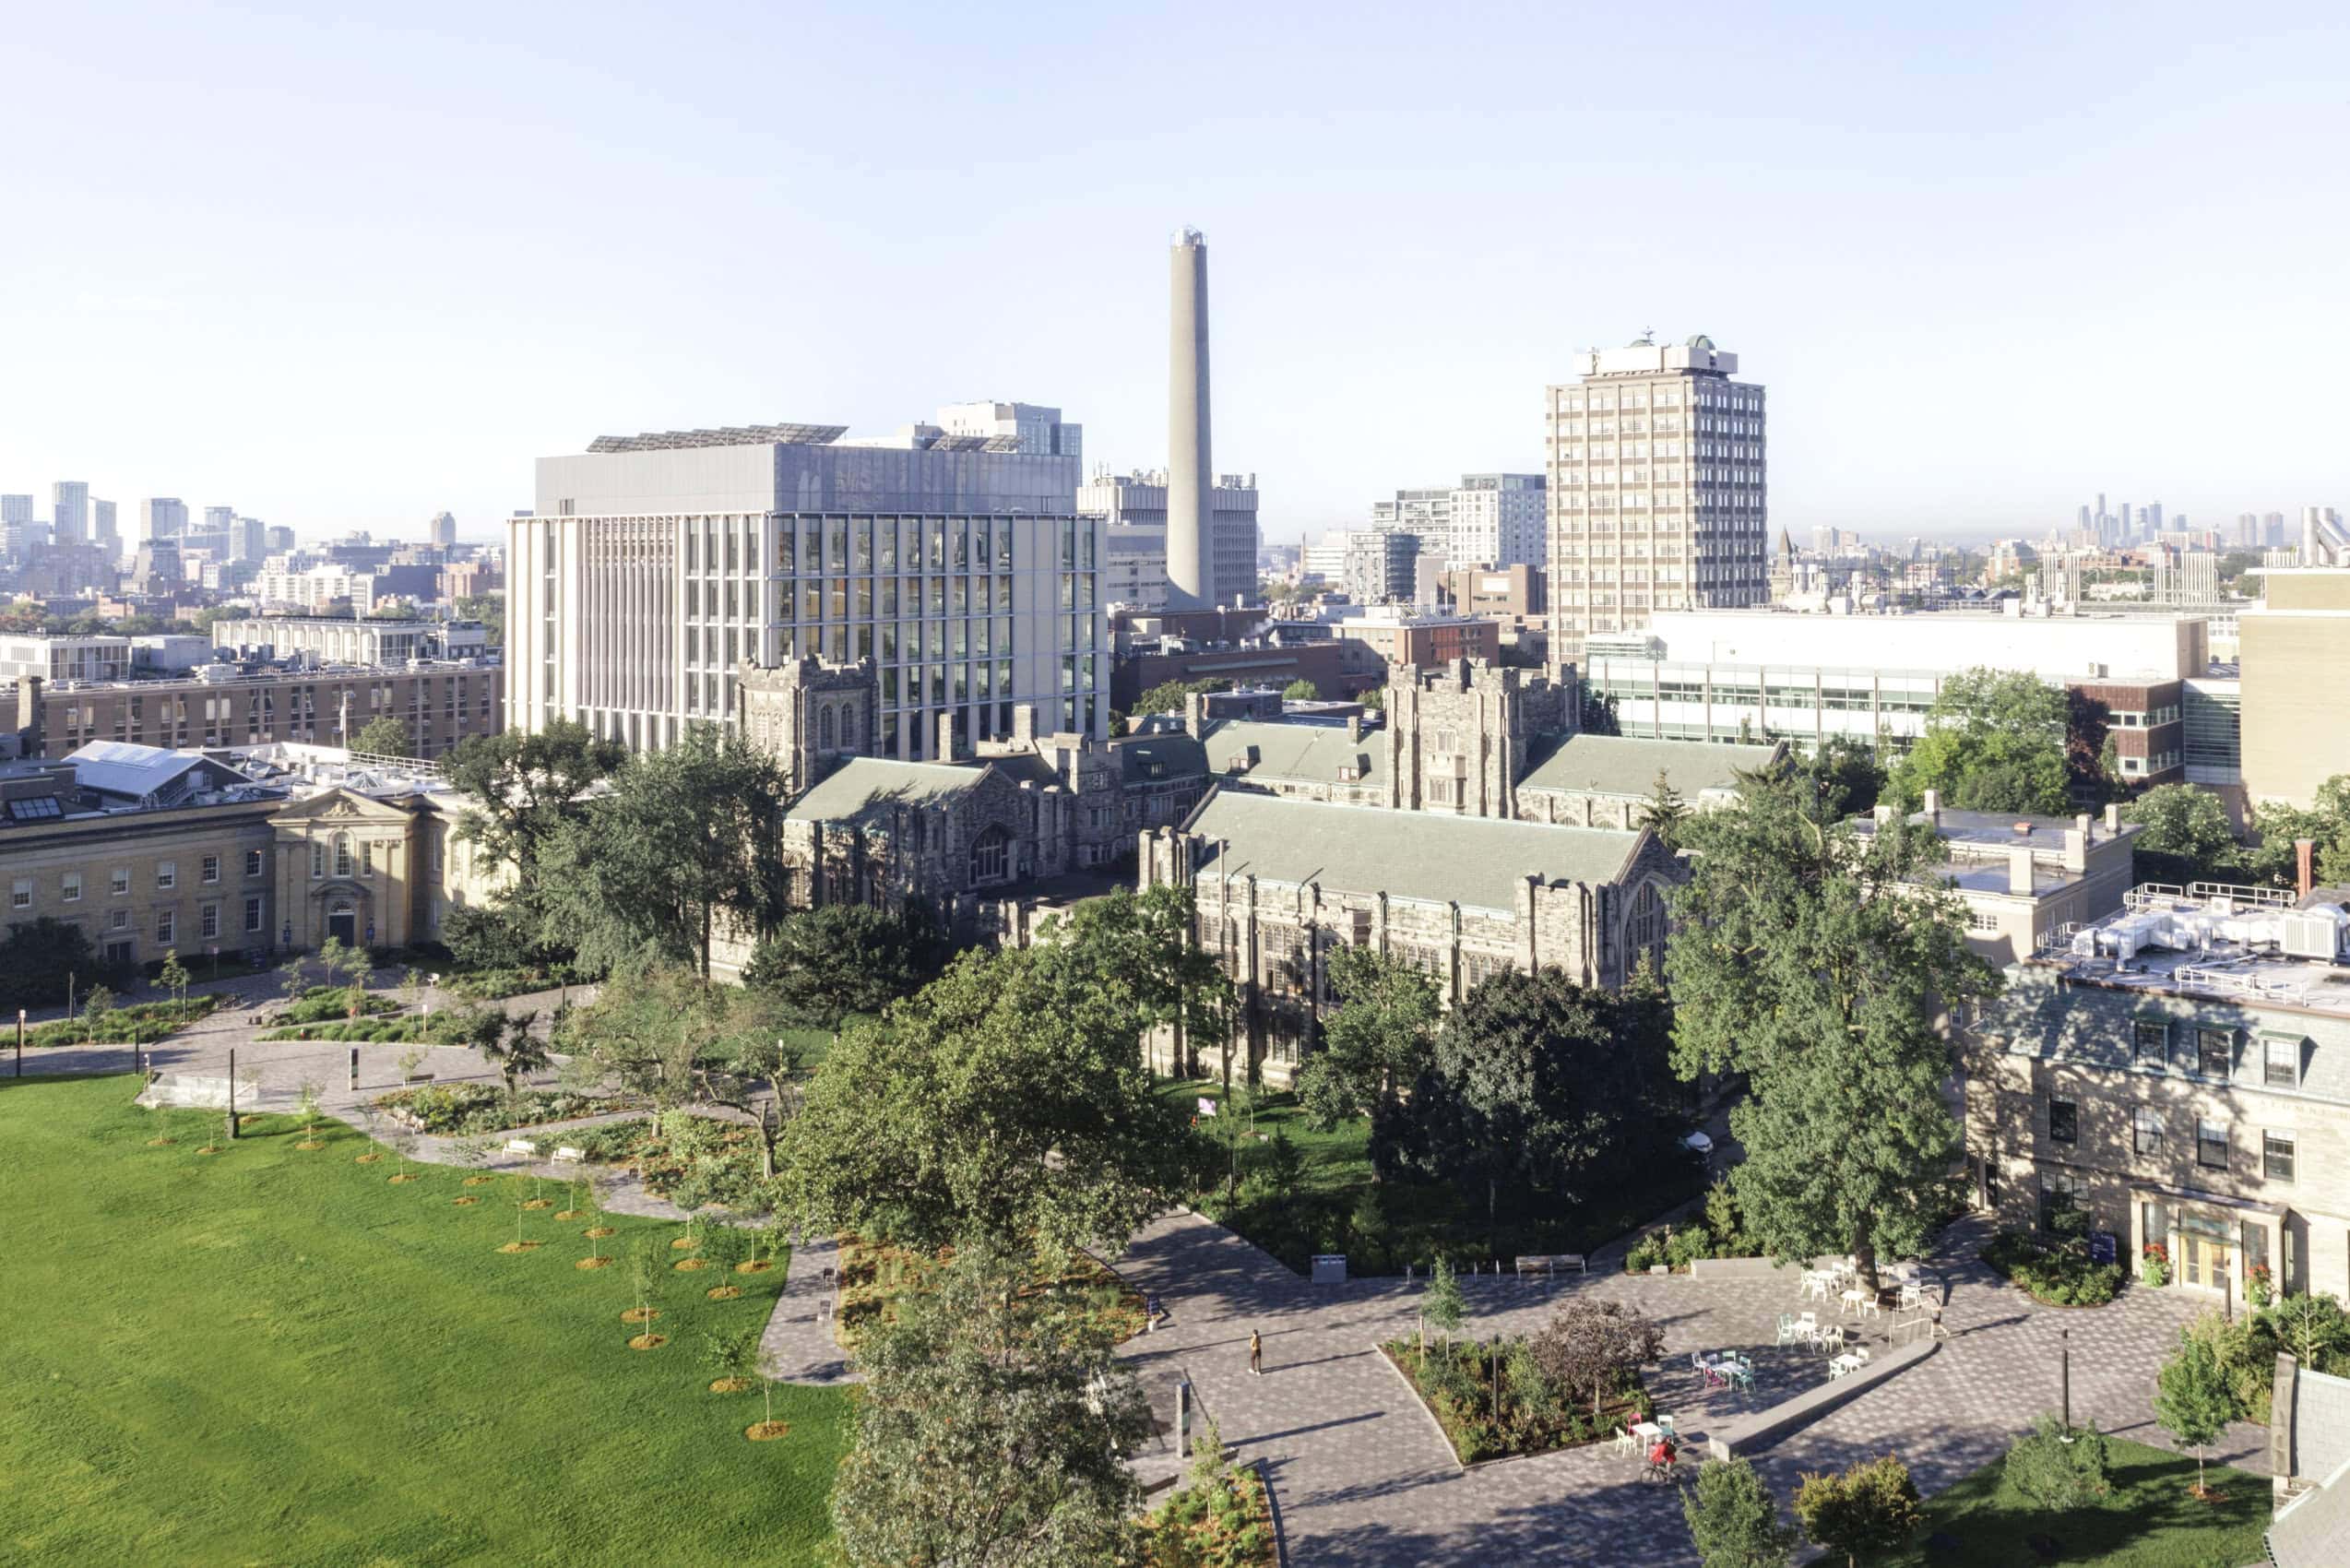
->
[140,497,189,542]
[52,481,89,544]
[932,403,1083,459]
[1546,332,1766,647]
[91,498,119,557]
[1,495,30,527]
[429,510,457,550]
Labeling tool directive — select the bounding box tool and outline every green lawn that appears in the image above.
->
[1864,1436,2270,1568]
[0,1074,849,1566]
[1171,1080,1704,1275]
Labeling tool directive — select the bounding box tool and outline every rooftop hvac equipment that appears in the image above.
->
[2282,908,2350,962]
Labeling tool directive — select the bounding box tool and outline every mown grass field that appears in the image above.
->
[0,1074,849,1567]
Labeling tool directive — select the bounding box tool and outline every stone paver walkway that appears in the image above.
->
[1092,1209,2267,1566]
[759,1233,860,1385]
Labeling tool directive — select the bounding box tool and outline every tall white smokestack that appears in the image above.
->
[1168,229,1213,611]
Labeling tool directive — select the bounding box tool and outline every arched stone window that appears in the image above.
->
[1624,880,1667,961]
[819,706,836,751]
[840,706,859,752]
[333,832,354,879]
[969,825,1011,885]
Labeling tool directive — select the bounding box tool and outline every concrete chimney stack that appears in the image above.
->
[1167,229,1214,611]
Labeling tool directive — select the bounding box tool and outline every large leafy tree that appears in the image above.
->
[1793,1454,1924,1568]
[0,917,108,1008]
[556,957,794,1112]
[1669,773,2001,1285]
[1885,666,2071,816]
[1682,1456,1798,1568]
[1294,944,1441,1134]
[546,722,793,979]
[1045,885,1228,1075]
[1395,967,1679,1222]
[831,1240,1152,1568]
[2244,778,2350,889]
[1799,735,1885,818]
[443,717,625,883]
[742,904,943,1031]
[351,715,412,758]
[2123,783,2242,886]
[1527,1298,1665,1419]
[780,944,1203,1259]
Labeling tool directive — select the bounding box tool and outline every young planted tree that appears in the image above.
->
[157,950,192,1008]
[1527,1299,1665,1420]
[624,1238,666,1345]
[294,1080,326,1149]
[500,1172,541,1252]
[1682,1456,1798,1568]
[702,1325,760,1394]
[81,984,115,1045]
[2155,1318,2240,1496]
[1792,1454,1924,1568]
[1419,1253,1465,1363]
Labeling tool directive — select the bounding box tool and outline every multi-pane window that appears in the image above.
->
[2132,1106,2165,1157]
[2265,1035,2302,1089]
[62,872,81,902]
[156,860,177,890]
[201,855,220,884]
[2038,1168,2083,1233]
[2132,1020,2167,1063]
[9,878,29,910]
[2196,1028,2233,1079]
[200,905,220,940]
[157,910,174,944]
[245,849,265,877]
[244,897,265,933]
[2048,1099,2078,1145]
[2196,1119,2229,1170]
[2265,1132,2297,1183]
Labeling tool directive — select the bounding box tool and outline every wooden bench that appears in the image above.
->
[551,1146,585,1163]
[1516,1253,1587,1280]
[504,1137,539,1156]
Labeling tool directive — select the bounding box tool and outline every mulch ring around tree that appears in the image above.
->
[670,1238,699,1252]
[576,1256,611,1270]
[554,1208,584,1220]
[708,1377,754,1394]
[388,1172,421,1183]
[497,1241,544,1253]
[354,1153,382,1164]
[296,1141,326,1151]
[673,1258,707,1272]
[621,1307,660,1324]
[452,1196,481,1206]
[744,1420,789,1442]
[146,1136,175,1146]
[734,1260,774,1275]
[627,1333,667,1351]
[463,1175,495,1187]
[521,1198,552,1210]
[706,1285,742,1301]
[583,1225,615,1239]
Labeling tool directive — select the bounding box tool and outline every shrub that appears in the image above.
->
[1625,1233,1668,1273]
[1682,1456,1797,1568]
[1794,1453,1924,1568]
[2004,1413,2110,1509]
[373,1084,620,1135]
[2141,1242,2170,1287]
[1979,1229,2124,1307]
[1664,1223,1715,1270]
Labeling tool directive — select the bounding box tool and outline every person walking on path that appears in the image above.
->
[1249,1328,1264,1377]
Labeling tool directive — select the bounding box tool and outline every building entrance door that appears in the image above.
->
[2182,1227,2233,1291]
[327,909,357,946]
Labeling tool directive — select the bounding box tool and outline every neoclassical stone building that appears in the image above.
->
[1137,789,1687,1084]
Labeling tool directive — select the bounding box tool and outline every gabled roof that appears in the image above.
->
[783,757,993,833]
[1200,719,1386,790]
[1519,733,1779,800]
[1183,790,1649,912]
[1114,731,1209,786]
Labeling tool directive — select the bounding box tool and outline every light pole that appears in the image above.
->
[2060,1326,2072,1435]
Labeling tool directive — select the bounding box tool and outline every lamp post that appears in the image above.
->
[2060,1326,2072,1435]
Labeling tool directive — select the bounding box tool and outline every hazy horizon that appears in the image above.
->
[4,2,2344,552]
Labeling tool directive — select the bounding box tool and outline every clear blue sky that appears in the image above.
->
[3,1,2344,547]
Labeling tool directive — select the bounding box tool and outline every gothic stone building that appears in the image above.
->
[1137,789,1687,1085]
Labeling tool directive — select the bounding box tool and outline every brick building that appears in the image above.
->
[6,662,502,761]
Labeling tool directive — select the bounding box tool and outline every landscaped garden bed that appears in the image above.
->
[834,1234,1145,1354]
[25,993,221,1046]
[1378,1296,1661,1465]
[265,1016,444,1043]
[274,984,402,1025]
[442,964,595,1002]
[373,1083,626,1134]
[1124,1450,1277,1566]
[1980,1228,2126,1307]
[1622,1181,1762,1273]
[560,1112,775,1211]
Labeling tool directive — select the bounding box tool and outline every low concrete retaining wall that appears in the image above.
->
[1687,1256,1826,1280]
[1704,1339,1939,1461]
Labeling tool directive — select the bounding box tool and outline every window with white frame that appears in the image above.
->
[2133,1106,2165,1156]
[2265,1132,2296,1183]
[244,896,264,933]
[201,854,220,884]
[9,878,30,910]
[244,849,264,877]
[2196,1119,2229,1170]
[62,872,81,902]
[200,904,220,940]
[156,860,177,890]
[2264,1034,2302,1089]
[157,910,175,944]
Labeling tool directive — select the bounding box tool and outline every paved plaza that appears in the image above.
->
[1098,1209,2269,1566]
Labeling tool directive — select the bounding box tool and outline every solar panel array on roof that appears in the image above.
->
[586,423,849,453]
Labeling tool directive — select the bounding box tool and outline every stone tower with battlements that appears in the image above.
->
[737,658,877,798]
[1381,658,1573,817]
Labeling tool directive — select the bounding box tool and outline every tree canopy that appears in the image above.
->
[1131,676,1229,719]
[780,944,1204,1259]
[1041,885,1228,1072]
[351,715,412,758]
[443,717,626,883]
[830,1240,1152,1568]
[1385,965,1681,1221]
[542,722,793,978]
[742,904,944,1029]
[1669,772,2000,1280]
[1885,666,2071,816]
[2123,784,2241,886]
[1294,944,1441,1134]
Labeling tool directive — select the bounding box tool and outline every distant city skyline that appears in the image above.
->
[2,3,2344,546]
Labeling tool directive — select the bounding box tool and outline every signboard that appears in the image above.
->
[1310,1254,1347,1284]
[2089,1231,2119,1265]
